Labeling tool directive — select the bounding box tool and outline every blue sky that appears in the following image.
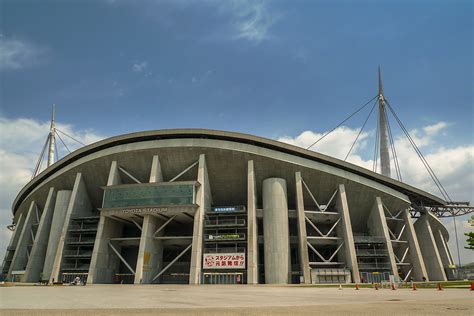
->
[1,0,472,141]
[0,0,473,263]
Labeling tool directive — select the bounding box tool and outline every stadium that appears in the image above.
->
[1,127,461,285]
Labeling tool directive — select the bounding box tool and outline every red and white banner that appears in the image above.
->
[203,253,245,269]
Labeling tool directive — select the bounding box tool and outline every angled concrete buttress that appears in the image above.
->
[149,155,164,183]
[49,173,93,283]
[295,172,311,284]
[335,184,360,283]
[189,154,212,284]
[24,188,57,282]
[135,215,163,284]
[368,197,398,277]
[2,212,25,278]
[42,190,72,282]
[263,178,290,284]
[89,161,124,284]
[401,209,428,281]
[413,215,447,281]
[247,160,259,284]
[8,201,37,279]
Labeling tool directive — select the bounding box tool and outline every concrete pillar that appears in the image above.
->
[247,160,259,284]
[295,172,311,284]
[42,190,72,282]
[24,188,57,282]
[88,216,124,284]
[189,154,212,284]
[107,161,122,186]
[401,209,428,281]
[434,229,454,269]
[335,184,360,283]
[49,173,93,283]
[8,201,37,279]
[262,178,290,284]
[149,155,164,183]
[1,212,25,276]
[414,215,447,281]
[135,215,163,284]
[368,197,398,278]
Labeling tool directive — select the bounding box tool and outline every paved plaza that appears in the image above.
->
[1,284,473,315]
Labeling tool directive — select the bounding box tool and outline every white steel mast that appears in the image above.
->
[47,104,56,167]
[378,66,391,178]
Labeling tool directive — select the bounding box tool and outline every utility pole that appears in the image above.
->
[47,104,56,167]
[378,66,391,178]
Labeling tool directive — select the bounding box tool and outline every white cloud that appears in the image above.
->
[0,35,47,70]
[423,121,448,136]
[0,117,105,265]
[278,123,474,264]
[132,61,148,73]
[215,0,278,43]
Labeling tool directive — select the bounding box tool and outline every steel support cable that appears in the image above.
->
[307,95,378,150]
[383,106,402,181]
[344,99,378,161]
[385,100,451,201]
[55,130,71,153]
[56,128,86,146]
[32,136,49,178]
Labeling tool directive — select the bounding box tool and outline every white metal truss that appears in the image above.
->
[403,268,413,282]
[305,216,341,237]
[307,241,344,263]
[169,161,199,182]
[152,243,192,282]
[108,242,136,275]
[393,246,410,264]
[154,215,176,237]
[387,224,406,242]
[382,203,403,220]
[118,166,142,184]
[301,179,338,212]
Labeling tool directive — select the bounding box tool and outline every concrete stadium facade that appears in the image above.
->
[1,129,456,285]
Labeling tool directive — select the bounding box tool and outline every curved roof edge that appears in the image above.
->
[12,128,446,215]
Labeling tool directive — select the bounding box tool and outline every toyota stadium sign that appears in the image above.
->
[203,253,245,269]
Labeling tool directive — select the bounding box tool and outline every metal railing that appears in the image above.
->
[358,263,392,270]
[356,249,388,257]
[204,219,246,226]
[204,247,246,254]
[63,250,93,256]
[66,237,96,243]
[353,236,386,244]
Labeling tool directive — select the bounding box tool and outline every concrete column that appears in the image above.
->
[189,154,212,284]
[335,184,360,283]
[414,215,447,281]
[42,190,72,282]
[49,173,93,283]
[247,160,259,284]
[401,209,428,281]
[149,155,164,183]
[295,172,311,284]
[107,161,122,186]
[135,215,163,284]
[262,178,290,284]
[434,229,454,269]
[7,201,37,279]
[24,188,57,282]
[88,216,124,284]
[1,212,25,276]
[368,197,398,278]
